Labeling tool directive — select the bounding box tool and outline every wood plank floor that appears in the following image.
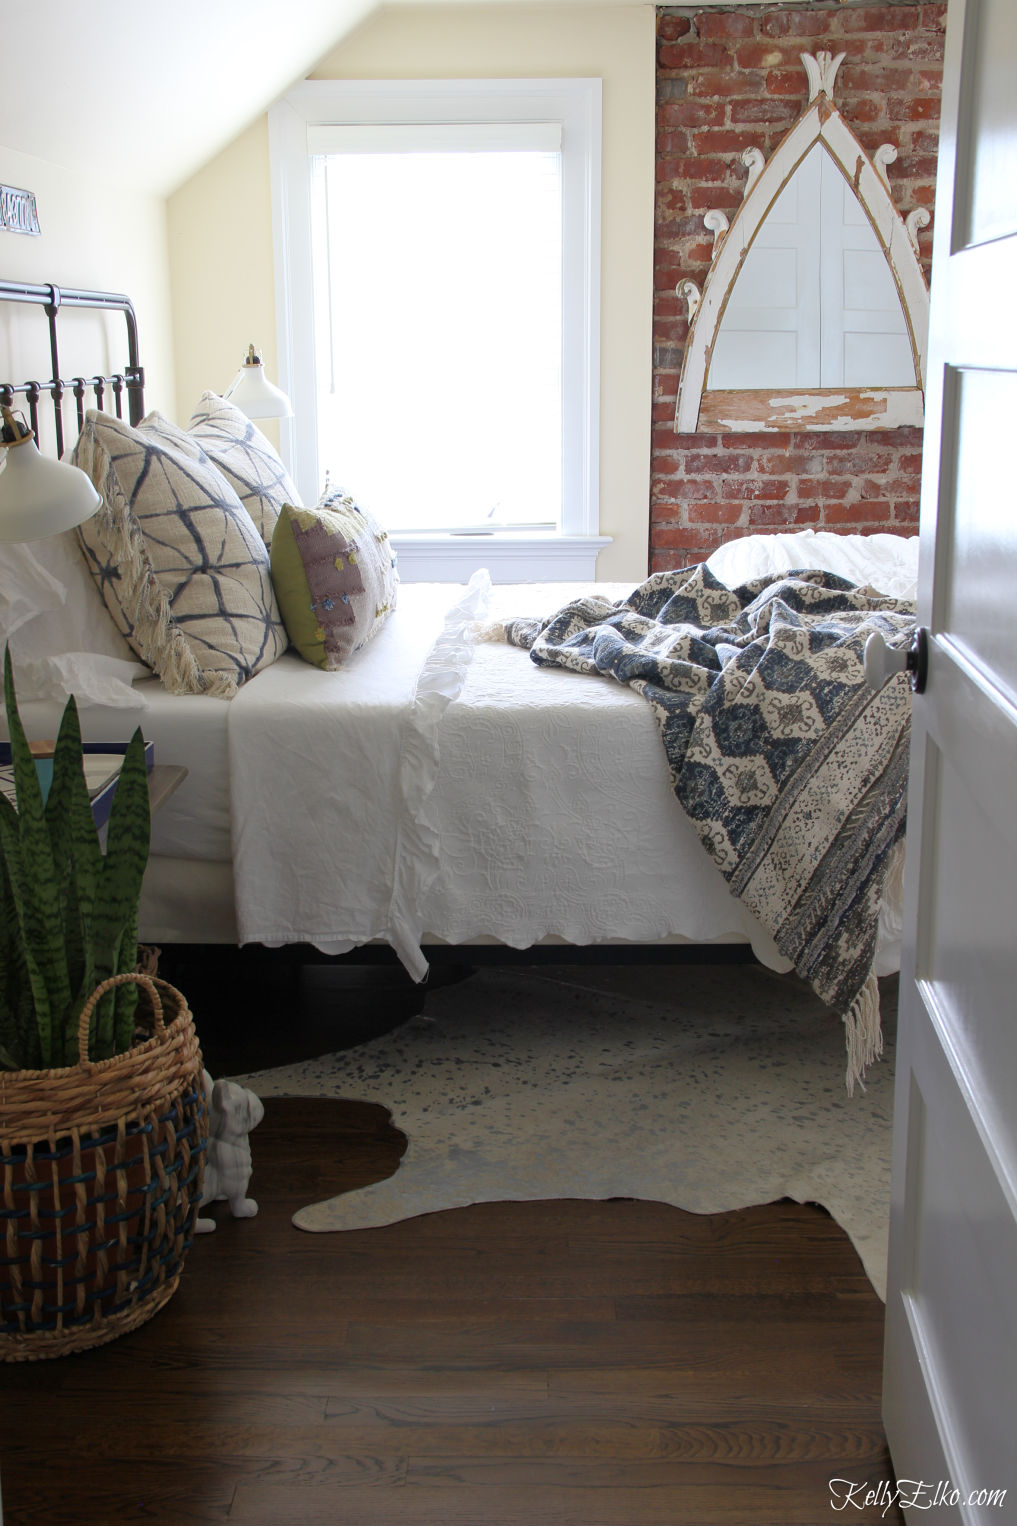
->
[0,956,904,1525]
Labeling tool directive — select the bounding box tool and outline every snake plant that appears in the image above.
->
[0,648,151,1070]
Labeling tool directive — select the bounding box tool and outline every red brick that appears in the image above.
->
[888,96,942,122]
[824,502,893,523]
[655,129,694,157]
[652,295,685,325]
[756,452,821,475]
[691,129,762,157]
[690,70,765,99]
[691,186,741,213]
[698,11,756,41]
[811,433,868,451]
[722,432,790,452]
[748,503,821,526]
[655,155,731,185]
[688,502,744,524]
[841,64,920,93]
[880,31,947,64]
[684,452,753,475]
[730,99,800,126]
[719,478,792,502]
[825,450,898,475]
[761,10,840,39]
[684,240,717,265]
[735,42,790,71]
[664,41,731,70]
[765,69,815,99]
[838,6,924,33]
[657,99,727,131]
[845,98,885,126]
[654,526,716,549]
[905,154,944,179]
[657,15,692,44]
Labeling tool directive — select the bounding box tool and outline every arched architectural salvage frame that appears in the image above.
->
[674,52,931,434]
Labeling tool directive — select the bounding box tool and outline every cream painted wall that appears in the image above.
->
[167,117,281,442]
[168,3,657,579]
[0,146,175,425]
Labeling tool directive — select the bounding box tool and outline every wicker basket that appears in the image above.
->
[0,973,208,1361]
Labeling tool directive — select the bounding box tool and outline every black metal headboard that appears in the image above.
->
[0,281,145,455]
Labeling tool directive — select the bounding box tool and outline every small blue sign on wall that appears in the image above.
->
[0,185,41,236]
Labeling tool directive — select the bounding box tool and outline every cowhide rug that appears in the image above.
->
[232,962,895,1298]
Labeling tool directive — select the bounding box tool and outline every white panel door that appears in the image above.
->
[882,1,1017,1521]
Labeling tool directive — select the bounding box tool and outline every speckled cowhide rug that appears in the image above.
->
[232,962,895,1299]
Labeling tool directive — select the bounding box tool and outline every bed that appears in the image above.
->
[0,282,918,1087]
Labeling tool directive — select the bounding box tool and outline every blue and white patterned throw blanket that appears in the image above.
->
[498,566,915,1091]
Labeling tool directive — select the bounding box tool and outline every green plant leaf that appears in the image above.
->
[60,722,107,1064]
[90,728,149,1057]
[0,842,39,1070]
[0,792,56,1067]
[2,651,76,1065]
[0,1039,24,1071]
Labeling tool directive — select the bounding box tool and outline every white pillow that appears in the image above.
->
[1,537,148,708]
[706,530,919,601]
[186,392,301,545]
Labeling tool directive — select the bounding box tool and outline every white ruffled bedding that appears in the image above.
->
[227,531,917,976]
[5,529,917,973]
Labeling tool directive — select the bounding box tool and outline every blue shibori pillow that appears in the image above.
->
[186,391,301,546]
[73,410,287,697]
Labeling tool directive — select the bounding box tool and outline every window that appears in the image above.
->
[269,79,607,580]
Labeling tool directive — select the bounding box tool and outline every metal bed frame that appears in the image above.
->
[0,280,145,453]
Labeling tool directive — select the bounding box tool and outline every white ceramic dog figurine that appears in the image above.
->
[195,1070,265,1234]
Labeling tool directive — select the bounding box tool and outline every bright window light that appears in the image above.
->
[311,143,562,534]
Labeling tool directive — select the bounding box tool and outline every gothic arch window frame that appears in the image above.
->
[674,52,931,434]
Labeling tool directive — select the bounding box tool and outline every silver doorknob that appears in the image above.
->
[864,627,928,693]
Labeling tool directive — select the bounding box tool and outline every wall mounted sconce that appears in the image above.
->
[223,344,293,420]
[0,405,101,543]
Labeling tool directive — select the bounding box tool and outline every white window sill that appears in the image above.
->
[391,533,613,583]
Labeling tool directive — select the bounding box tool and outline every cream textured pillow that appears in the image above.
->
[270,490,398,669]
[186,392,301,545]
[73,410,287,697]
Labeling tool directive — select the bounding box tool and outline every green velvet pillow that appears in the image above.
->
[270,492,398,669]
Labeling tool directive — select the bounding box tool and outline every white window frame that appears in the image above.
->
[268,78,608,581]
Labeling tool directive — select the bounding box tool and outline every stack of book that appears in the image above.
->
[0,741,155,826]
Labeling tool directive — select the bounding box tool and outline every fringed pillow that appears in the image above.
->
[270,489,398,669]
[73,411,287,697]
[186,391,301,545]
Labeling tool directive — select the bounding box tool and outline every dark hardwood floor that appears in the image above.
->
[0,954,903,1526]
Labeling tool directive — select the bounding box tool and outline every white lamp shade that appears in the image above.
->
[0,435,102,543]
[225,354,294,421]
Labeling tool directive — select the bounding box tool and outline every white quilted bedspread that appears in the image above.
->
[228,577,789,976]
[228,533,916,979]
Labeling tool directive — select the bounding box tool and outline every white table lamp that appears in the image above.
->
[223,345,293,421]
[0,405,101,543]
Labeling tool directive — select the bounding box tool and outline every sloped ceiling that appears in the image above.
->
[0,0,376,196]
[2,0,756,198]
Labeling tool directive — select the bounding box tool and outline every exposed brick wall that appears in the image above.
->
[651,1,946,571]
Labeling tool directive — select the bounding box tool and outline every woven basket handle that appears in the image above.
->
[76,972,168,1066]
